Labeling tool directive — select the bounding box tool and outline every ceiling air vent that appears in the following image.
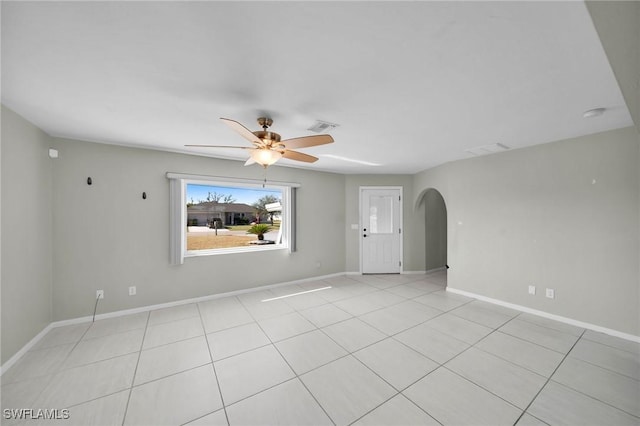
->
[465,143,510,156]
[308,120,339,133]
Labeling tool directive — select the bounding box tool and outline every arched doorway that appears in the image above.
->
[422,188,447,285]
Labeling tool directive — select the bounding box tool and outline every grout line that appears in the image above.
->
[120,312,150,426]
[236,293,337,425]
[196,302,231,426]
[512,329,587,425]
[546,378,640,420]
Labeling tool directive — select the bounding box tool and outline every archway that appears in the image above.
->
[421,188,447,285]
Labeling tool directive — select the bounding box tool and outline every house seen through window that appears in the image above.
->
[186,183,284,253]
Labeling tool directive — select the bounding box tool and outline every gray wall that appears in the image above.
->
[422,189,447,271]
[49,137,346,321]
[414,126,640,335]
[344,175,425,273]
[1,106,53,364]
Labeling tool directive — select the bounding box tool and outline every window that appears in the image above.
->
[167,173,298,264]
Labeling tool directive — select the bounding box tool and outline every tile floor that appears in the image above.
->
[2,271,639,425]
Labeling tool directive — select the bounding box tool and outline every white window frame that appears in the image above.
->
[167,172,299,264]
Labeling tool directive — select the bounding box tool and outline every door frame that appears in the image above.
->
[359,186,404,274]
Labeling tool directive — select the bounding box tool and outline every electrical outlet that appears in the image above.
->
[545,288,555,299]
[129,286,137,296]
[528,285,536,295]
[96,290,104,299]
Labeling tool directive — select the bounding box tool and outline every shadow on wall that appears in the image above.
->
[418,188,448,273]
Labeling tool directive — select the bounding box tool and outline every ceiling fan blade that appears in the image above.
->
[281,134,334,150]
[282,150,318,163]
[220,118,262,144]
[184,144,252,149]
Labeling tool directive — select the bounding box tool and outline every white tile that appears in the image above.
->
[354,338,438,390]
[499,319,579,353]
[569,338,640,380]
[385,284,428,299]
[515,413,549,426]
[1,375,52,410]
[34,353,137,408]
[414,293,470,311]
[142,316,204,349]
[282,291,328,311]
[351,275,399,289]
[269,284,305,297]
[299,304,352,328]
[185,409,228,426]
[518,313,585,337]
[2,344,74,384]
[301,356,396,426]
[395,323,469,364]
[449,302,515,328]
[242,298,296,320]
[316,286,355,302]
[475,331,564,377]
[148,303,199,326]
[125,364,223,426]
[445,347,547,409]
[357,290,406,307]
[83,312,148,339]
[359,301,442,335]
[199,297,253,333]
[528,381,638,426]
[276,330,348,374]
[424,313,493,344]
[237,289,277,304]
[583,330,640,354]
[214,345,294,405]
[207,322,270,361]
[405,280,445,293]
[31,323,90,351]
[134,336,211,385]
[322,318,386,352]
[404,367,522,425]
[430,290,473,301]
[466,300,520,317]
[334,282,377,298]
[63,328,144,369]
[226,379,333,426]
[353,394,439,426]
[258,312,316,342]
[552,357,640,417]
[56,390,129,426]
[334,295,385,316]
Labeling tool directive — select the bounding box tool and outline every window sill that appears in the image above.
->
[185,244,288,257]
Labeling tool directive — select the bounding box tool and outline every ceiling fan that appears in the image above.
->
[185,117,334,168]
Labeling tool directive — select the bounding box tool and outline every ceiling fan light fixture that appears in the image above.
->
[251,149,282,167]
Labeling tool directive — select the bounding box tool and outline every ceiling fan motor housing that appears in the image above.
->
[253,130,282,144]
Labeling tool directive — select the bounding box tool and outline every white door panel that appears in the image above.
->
[361,188,402,274]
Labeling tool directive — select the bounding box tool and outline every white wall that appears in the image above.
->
[50,137,346,321]
[1,106,53,364]
[344,175,425,273]
[414,126,640,335]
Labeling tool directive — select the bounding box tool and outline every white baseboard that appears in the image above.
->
[424,266,446,274]
[447,287,640,343]
[1,272,346,375]
[0,323,54,376]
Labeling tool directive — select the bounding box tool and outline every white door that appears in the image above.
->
[360,187,402,274]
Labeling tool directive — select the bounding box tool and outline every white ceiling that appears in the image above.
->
[1,1,633,174]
